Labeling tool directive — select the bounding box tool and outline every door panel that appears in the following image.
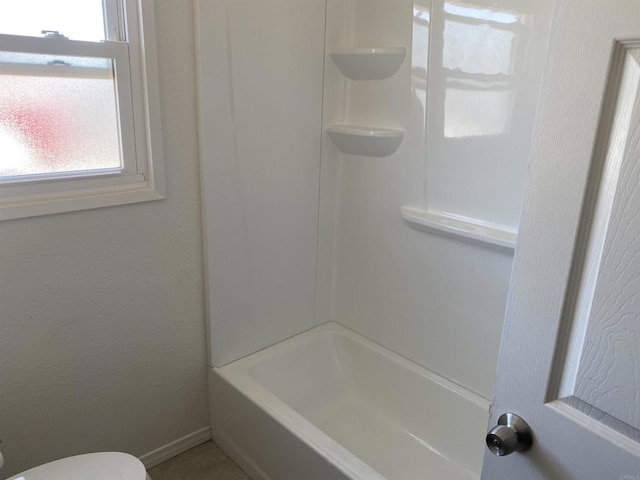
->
[483,1,640,478]
[561,41,640,440]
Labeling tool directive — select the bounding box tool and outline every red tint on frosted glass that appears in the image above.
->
[0,71,121,177]
[4,102,72,164]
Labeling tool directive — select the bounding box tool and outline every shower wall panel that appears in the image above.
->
[197,0,326,366]
[322,0,553,399]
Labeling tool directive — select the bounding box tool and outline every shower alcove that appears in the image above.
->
[196,0,552,478]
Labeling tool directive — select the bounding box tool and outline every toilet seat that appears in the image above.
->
[6,452,149,480]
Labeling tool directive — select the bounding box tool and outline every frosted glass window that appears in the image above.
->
[0,53,120,178]
[0,0,166,221]
[444,83,513,138]
[0,0,105,42]
[443,20,516,75]
[1,51,111,69]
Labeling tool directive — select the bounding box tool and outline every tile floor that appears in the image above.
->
[148,441,250,480]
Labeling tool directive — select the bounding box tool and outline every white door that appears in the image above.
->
[481,1,640,479]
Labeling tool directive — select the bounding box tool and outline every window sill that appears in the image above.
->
[1,180,165,221]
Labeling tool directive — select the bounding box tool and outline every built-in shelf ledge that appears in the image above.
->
[326,125,404,157]
[329,47,407,80]
[400,206,517,253]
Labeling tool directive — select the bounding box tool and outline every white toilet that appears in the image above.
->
[6,452,151,480]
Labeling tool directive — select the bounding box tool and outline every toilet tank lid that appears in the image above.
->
[7,452,147,480]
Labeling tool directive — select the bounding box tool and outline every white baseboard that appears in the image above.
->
[140,426,212,469]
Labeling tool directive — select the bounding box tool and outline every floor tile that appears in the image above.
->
[148,441,250,480]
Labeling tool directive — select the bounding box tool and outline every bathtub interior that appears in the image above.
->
[239,323,489,479]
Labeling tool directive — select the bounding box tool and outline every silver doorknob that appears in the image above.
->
[486,413,533,456]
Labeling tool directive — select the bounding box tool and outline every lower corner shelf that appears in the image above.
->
[325,124,404,157]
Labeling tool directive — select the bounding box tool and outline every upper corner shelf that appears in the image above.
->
[329,47,407,80]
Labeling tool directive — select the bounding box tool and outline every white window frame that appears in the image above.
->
[0,0,165,221]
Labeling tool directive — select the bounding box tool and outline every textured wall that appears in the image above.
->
[0,1,209,476]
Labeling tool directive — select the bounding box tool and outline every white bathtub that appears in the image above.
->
[209,322,489,480]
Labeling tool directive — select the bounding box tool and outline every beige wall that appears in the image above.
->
[0,1,209,476]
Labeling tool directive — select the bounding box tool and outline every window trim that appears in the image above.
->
[0,0,165,221]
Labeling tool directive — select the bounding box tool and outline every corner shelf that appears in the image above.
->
[329,47,407,80]
[400,206,517,252]
[326,125,404,157]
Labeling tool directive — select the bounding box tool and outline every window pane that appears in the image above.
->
[0,54,121,178]
[0,0,105,42]
[1,51,111,69]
